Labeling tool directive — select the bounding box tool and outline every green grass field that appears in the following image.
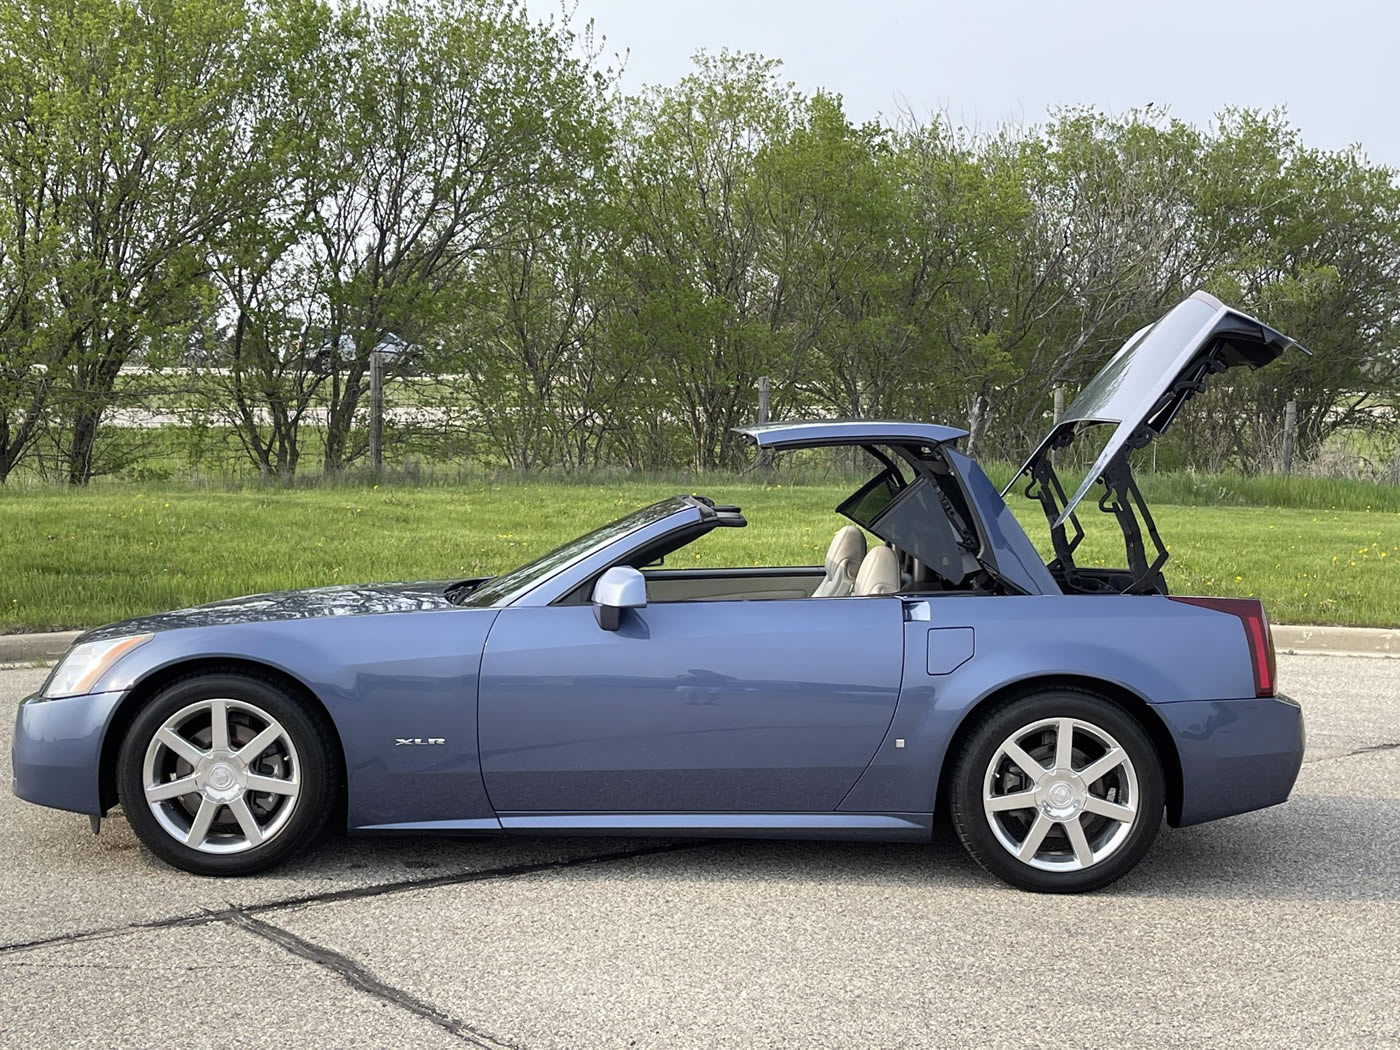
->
[2,477,1398,631]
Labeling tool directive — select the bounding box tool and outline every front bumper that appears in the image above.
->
[1156,693,1305,827]
[11,690,127,816]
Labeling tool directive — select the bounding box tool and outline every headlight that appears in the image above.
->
[43,634,153,698]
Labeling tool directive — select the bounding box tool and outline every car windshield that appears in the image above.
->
[456,498,689,608]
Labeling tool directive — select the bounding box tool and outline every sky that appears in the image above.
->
[540,0,1399,168]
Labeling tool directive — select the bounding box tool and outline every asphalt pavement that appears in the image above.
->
[2,655,1398,1049]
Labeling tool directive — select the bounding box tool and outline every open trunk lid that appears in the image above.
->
[1008,290,1308,595]
[1012,290,1306,525]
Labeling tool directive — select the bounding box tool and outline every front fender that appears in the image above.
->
[85,608,500,829]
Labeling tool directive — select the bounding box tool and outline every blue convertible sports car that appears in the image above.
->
[12,292,1307,892]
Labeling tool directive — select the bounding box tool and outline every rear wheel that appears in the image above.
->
[948,689,1164,893]
[117,673,339,876]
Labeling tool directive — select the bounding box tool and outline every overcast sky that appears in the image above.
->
[546,0,1398,168]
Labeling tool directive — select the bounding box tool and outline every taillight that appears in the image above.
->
[1169,596,1276,697]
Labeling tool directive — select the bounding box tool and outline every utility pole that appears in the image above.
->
[1052,385,1065,468]
[756,376,771,471]
[368,347,384,473]
[1281,399,1297,475]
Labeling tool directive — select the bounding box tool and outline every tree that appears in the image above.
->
[756,95,914,423]
[1190,110,1400,470]
[3,0,264,483]
[208,0,346,478]
[0,9,64,482]
[610,52,806,471]
[935,110,1226,459]
[297,0,615,475]
[4,12,1398,483]
[449,190,628,471]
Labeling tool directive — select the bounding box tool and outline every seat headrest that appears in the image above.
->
[824,525,867,575]
[853,545,900,596]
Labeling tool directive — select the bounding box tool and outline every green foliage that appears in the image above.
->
[0,15,1398,484]
[0,0,260,482]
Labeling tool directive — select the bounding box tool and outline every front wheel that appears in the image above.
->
[116,673,339,876]
[948,689,1164,893]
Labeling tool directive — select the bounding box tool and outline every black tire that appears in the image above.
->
[948,688,1164,893]
[116,672,340,876]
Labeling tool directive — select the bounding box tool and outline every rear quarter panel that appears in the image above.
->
[840,594,1256,814]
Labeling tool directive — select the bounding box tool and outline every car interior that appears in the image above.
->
[569,444,1000,605]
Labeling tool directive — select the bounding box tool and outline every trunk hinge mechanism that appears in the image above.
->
[1024,437,1167,595]
[1025,452,1085,588]
[1097,443,1169,594]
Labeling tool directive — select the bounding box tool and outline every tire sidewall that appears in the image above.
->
[116,673,333,877]
[950,691,1165,893]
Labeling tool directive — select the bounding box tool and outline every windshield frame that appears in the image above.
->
[458,497,702,609]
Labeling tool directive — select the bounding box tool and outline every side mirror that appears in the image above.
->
[591,566,647,630]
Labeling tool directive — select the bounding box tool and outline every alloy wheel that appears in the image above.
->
[982,716,1139,871]
[140,697,302,854]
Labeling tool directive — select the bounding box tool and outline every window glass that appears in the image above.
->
[459,499,687,608]
[838,469,902,531]
[869,477,968,585]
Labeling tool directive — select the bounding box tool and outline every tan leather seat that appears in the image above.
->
[812,525,866,597]
[853,545,900,596]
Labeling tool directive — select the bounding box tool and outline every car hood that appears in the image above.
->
[1011,290,1308,525]
[79,580,469,643]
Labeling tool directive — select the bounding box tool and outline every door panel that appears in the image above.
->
[477,598,905,813]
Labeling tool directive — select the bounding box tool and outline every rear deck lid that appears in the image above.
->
[736,420,969,450]
[1011,290,1307,525]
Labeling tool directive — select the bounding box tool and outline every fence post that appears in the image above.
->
[1051,385,1065,467]
[1281,399,1297,475]
[756,376,772,471]
[369,347,384,472]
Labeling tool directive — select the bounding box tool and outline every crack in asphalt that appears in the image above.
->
[1303,739,1400,765]
[1348,740,1400,756]
[229,910,517,1049]
[0,840,705,957]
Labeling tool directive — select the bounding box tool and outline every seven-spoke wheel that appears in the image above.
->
[982,717,1139,871]
[141,698,302,853]
[118,673,338,876]
[949,689,1164,893]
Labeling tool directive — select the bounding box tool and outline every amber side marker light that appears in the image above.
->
[1168,596,1276,697]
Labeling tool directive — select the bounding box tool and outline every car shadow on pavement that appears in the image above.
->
[1119,791,1400,902]
[318,788,1395,904]
[285,787,1399,903]
[26,788,1395,909]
